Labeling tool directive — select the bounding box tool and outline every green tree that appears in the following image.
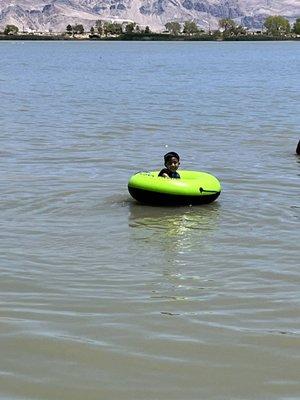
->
[145,26,151,34]
[103,22,122,36]
[264,15,290,36]
[125,22,136,34]
[73,24,84,34]
[90,26,95,34]
[66,24,72,35]
[111,22,122,35]
[219,19,247,37]
[103,22,110,36]
[211,29,222,39]
[4,24,19,35]
[183,21,198,35]
[293,18,300,34]
[95,20,103,36]
[219,18,236,32]
[165,22,181,35]
[235,25,246,35]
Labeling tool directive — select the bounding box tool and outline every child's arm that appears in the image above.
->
[158,168,170,178]
[158,169,170,178]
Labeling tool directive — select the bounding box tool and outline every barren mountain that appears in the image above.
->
[0,0,299,32]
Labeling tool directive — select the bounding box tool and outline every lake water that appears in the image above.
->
[0,40,299,400]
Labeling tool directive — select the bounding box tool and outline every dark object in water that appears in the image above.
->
[296,140,300,155]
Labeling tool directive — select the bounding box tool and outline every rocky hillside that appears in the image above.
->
[0,0,299,32]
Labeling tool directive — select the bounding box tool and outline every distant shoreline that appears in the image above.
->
[1,33,300,42]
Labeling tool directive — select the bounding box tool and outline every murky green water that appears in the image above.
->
[0,41,299,399]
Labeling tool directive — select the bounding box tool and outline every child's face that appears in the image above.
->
[165,157,180,172]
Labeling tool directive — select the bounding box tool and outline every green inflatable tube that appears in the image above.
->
[128,170,221,206]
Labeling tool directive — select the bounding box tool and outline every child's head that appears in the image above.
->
[164,151,180,172]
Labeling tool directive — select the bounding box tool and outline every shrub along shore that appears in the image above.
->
[1,16,300,41]
[1,32,300,41]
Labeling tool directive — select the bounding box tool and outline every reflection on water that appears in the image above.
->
[128,202,221,253]
[128,202,222,302]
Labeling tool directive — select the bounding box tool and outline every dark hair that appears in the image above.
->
[296,140,300,155]
[164,151,180,163]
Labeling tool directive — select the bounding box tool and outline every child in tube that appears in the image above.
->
[158,152,180,179]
